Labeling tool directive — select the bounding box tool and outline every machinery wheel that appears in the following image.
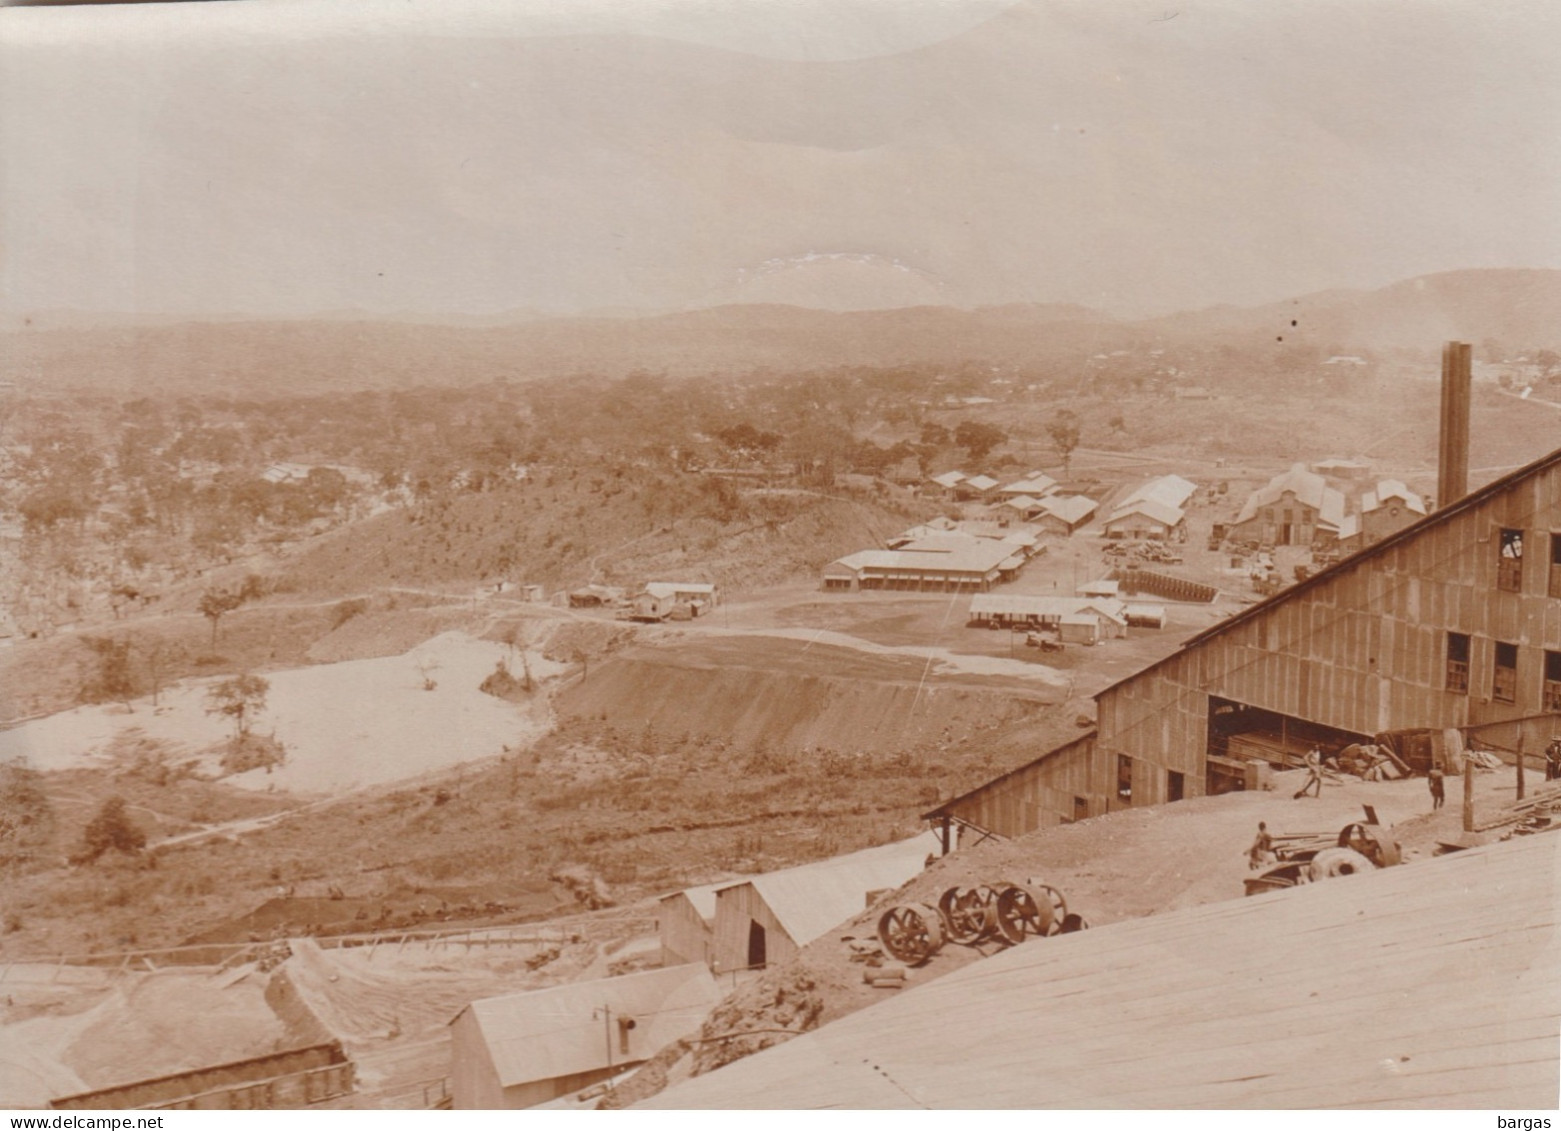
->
[1307,847,1375,882]
[876,903,945,966]
[1026,882,1068,933]
[993,883,1055,945]
[937,885,1000,945]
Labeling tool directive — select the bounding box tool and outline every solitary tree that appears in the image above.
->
[1047,409,1082,477]
[205,673,270,740]
[198,587,245,647]
[143,639,182,708]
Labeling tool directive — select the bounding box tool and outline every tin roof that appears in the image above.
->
[717,833,938,949]
[456,964,720,1089]
[1234,463,1347,529]
[1104,498,1184,528]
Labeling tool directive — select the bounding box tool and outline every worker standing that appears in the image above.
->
[1293,747,1324,799]
[1545,738,1561,782]
[1428,765,1446,810]
[1247,821,1275,870]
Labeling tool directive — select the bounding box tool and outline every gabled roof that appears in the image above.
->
[457,964,720,1088]
[642,833,1561,1110]
[964,474,1000,492]
[1104,499,1184,528]
[717,833,938,949]
[1098,443,1561,698]
[1120,474,1196,511]
[999,494,1040,510]
[929,471,966,489]
[998,475,1057,497]
[1234,463,1347,529]
[1035,494,1097,524]
[661,879,727,922]
[1361,479,1426,516]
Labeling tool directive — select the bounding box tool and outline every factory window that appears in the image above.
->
[1498,528,1524,592]
[1445,632,1470,694]
[1116,754,1133,802]
[1550,534,1561,598]
[1493,641,1518,704]
[1546,651,1561,713]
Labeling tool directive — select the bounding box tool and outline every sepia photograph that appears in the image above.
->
[1,0,1559,1115]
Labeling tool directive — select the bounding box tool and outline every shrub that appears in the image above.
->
[220,733,287,775]
[74,797,146,864]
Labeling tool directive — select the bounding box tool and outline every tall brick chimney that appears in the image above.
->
[1437,340,1471,509]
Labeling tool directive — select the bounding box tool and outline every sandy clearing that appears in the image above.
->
[0,633,565,795]
[648,624,1072,687]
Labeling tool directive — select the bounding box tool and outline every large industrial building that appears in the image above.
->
[1228,463,1347,546]
[930,344,1561,839]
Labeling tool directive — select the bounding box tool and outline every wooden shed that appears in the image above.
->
[709,834,937,974]
[1057,612,1102,645]
[658,882,721,968]
[450,964,719,1109]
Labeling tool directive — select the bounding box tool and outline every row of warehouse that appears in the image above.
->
[824,522,1043,592]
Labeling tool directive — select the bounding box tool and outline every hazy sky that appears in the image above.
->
[2,0,1558,319]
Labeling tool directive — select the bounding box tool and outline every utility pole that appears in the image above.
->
[595,1005,614,1077]
[1462,752,1475,833]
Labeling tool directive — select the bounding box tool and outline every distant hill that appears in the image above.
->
[3,269,1557,394]
[1138,268,1561,352]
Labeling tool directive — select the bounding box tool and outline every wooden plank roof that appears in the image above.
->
[641,832,1561,1109]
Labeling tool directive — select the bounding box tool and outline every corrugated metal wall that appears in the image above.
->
[944,734,1105,837]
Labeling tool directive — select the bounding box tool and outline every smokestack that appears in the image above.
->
[1437,340,1471,509]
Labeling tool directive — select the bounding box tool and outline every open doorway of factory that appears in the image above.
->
[1205,696,1371,795]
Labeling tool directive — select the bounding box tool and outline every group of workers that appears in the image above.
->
[1248,735,1561,867]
